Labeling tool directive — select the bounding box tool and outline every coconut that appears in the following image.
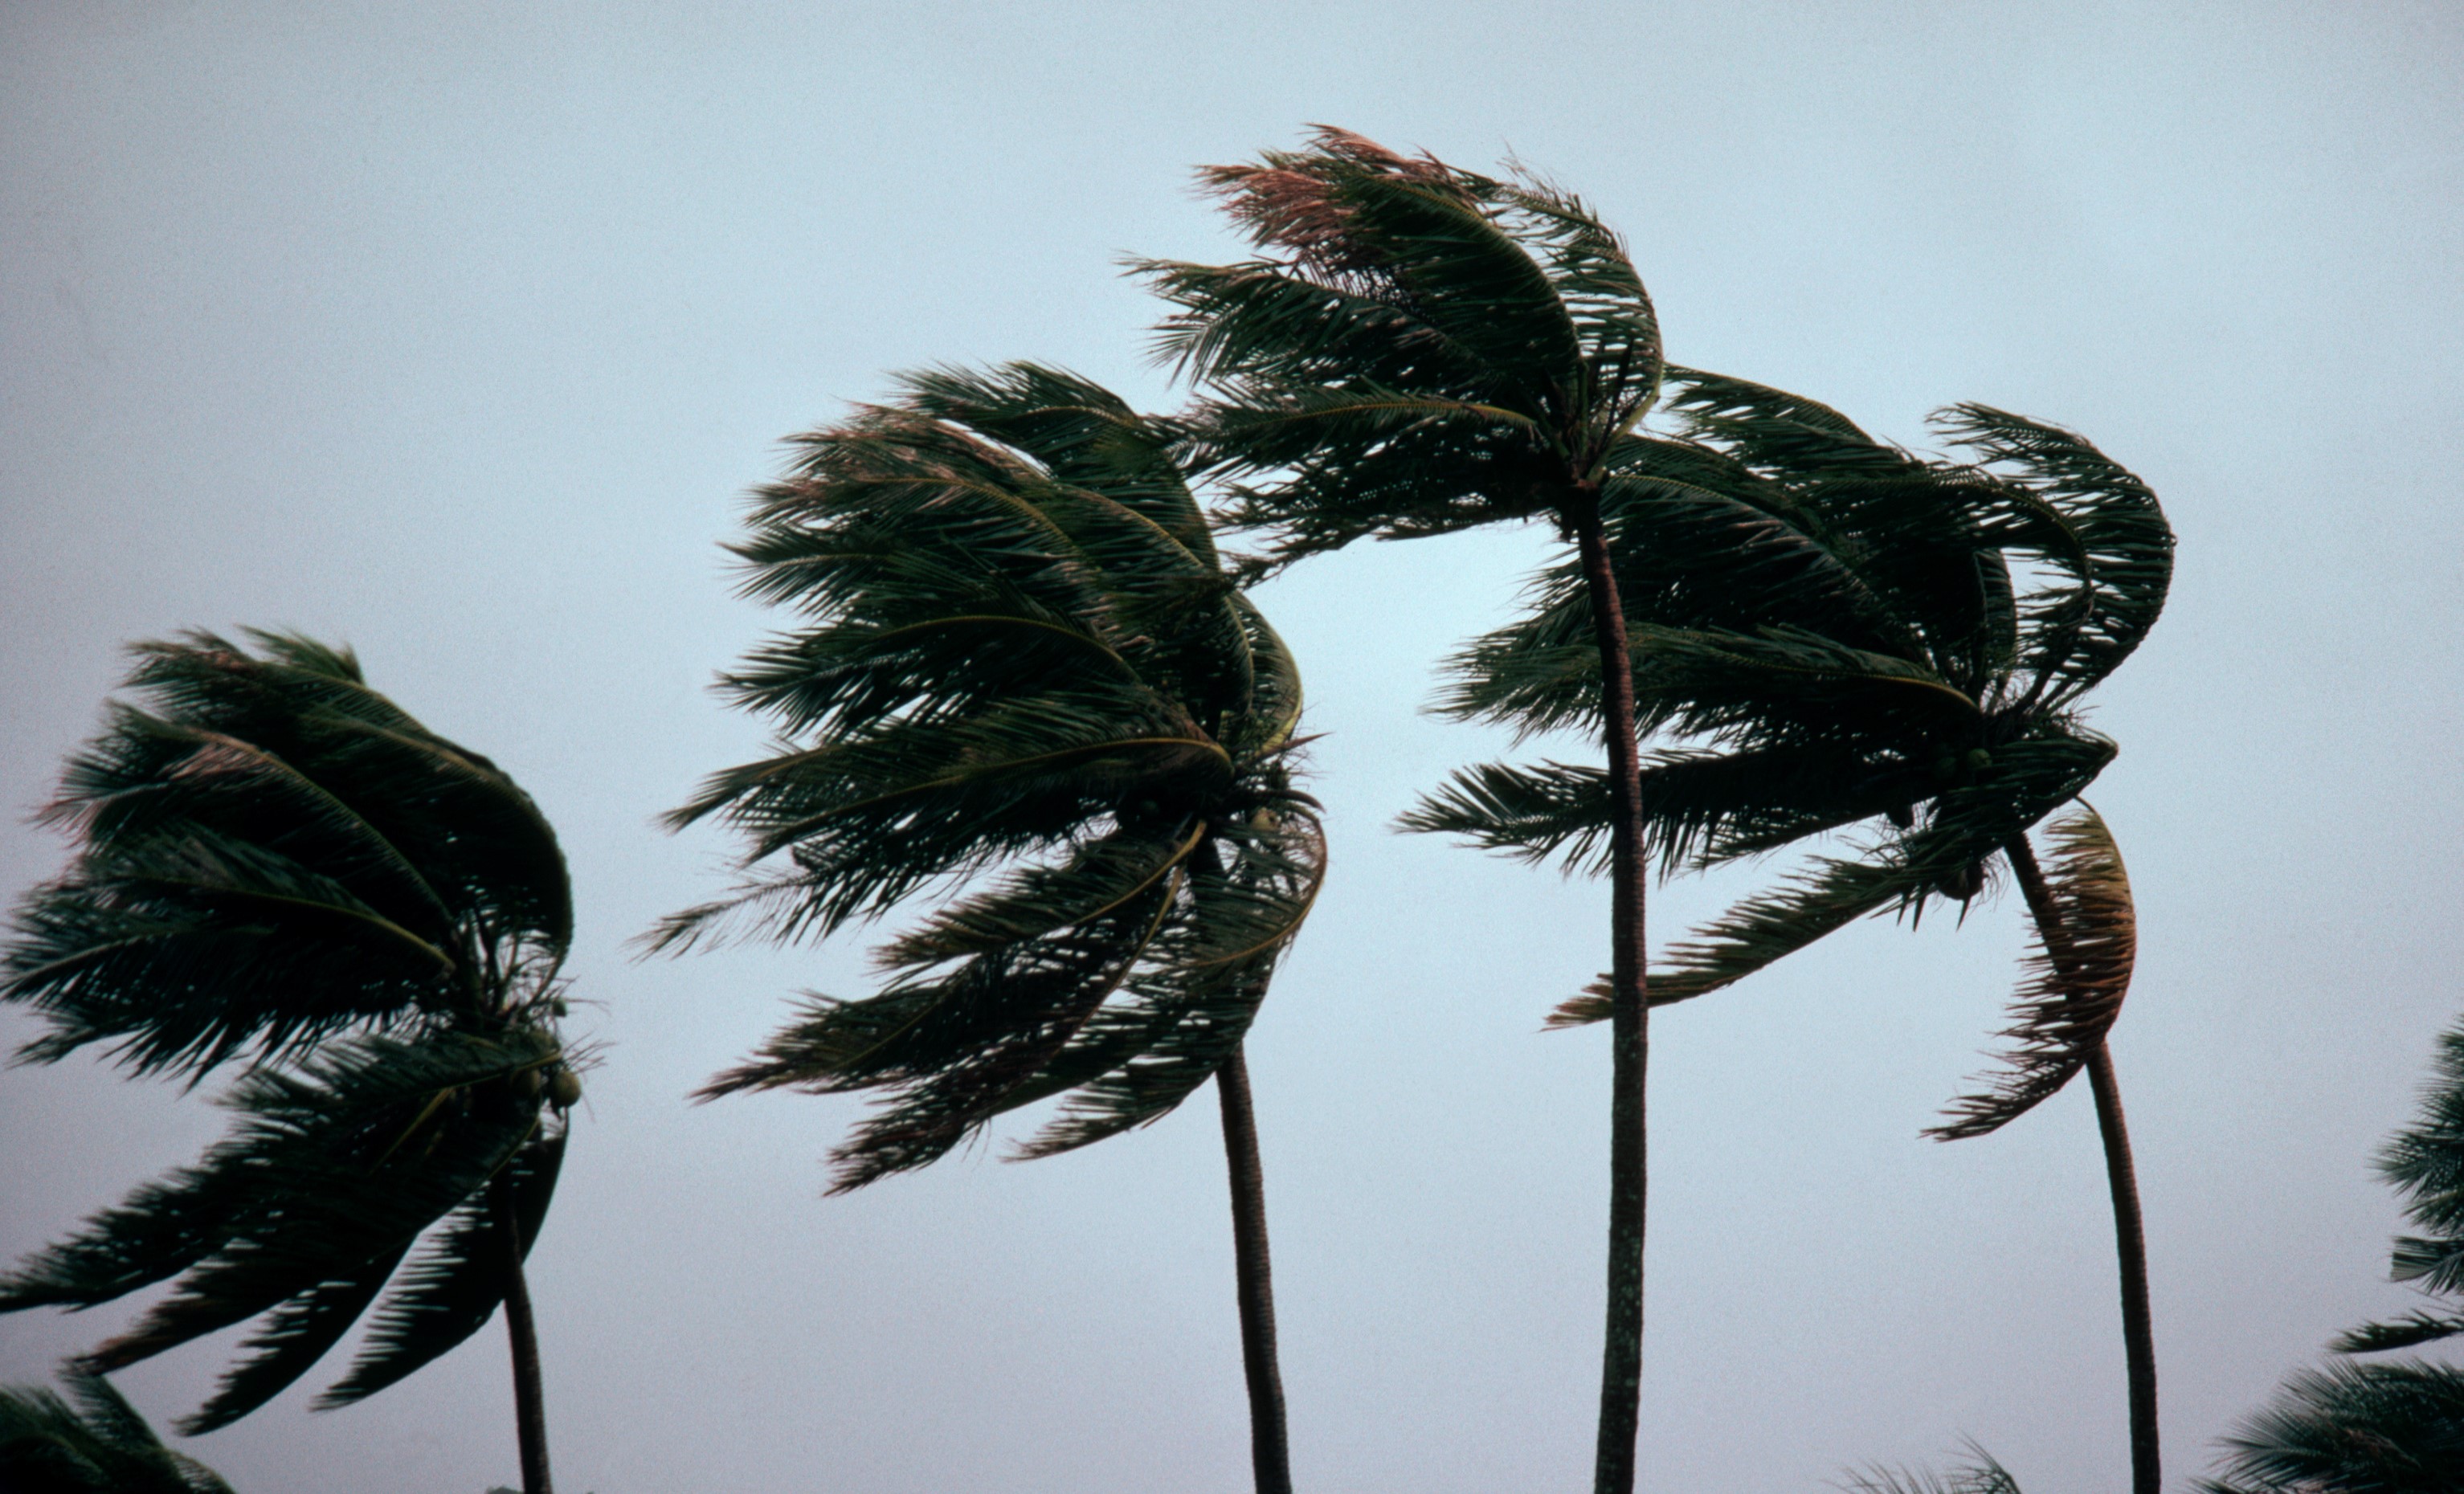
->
[1964,747,1993,774]
[1935,860,1988,900]
[513,1067,546,1100]
[546,1067,582,1109]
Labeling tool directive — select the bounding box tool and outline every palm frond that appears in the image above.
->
[317,1125,566,1409]
[2333,1310,2464,1355]
[1931,804,2135,1141]
[0,1371,234,1494]
[2200,1361,2464,1493]
[1838,1440,2024,1494]
[2,1029,554,1428]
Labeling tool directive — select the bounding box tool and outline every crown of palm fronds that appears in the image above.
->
[661,363,1324,1190]
[0,633,580,1431]
[1138,126,1665,573]
[1405,368,2169,1132]
[4,631,571,1076]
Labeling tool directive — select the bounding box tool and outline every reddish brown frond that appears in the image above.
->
[1930,803,2135,1141]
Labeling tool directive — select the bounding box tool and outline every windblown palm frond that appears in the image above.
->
[0,1371,234,1494]
[1840,1441,2025,1494]
[666,362,1324,1190]
[2327,1009,2464,1353]
[1140,126,1665,574]
[0,634,582,1439]
[2200,1361,2464,1493]
[1931,805,2135,1140]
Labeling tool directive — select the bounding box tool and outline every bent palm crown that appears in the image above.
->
[0,633,577,1432]
[657,364,1323,1188]
[1142,128,1666,562]
[1408,371,2172,1130]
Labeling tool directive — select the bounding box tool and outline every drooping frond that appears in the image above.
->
[0,1029,557,1428]
[1931,804,2136,1141]
[316,1124,566,1409]
[1401,745,1928,880]
[1549,729,2115,1026]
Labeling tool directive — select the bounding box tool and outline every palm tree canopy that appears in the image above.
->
[1404,374,2172,1133]
[1138,126,1666,569]
[659,362,1324,1190]
[4,631,570,1077]
[0,633,578,1432]
[0,1370,235,1494]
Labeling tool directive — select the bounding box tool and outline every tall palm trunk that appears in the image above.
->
[2003,836,2158,1494]
[1571,491,1652,1494]
[1216,1045,1293,1494]
[493,1174,554,1494]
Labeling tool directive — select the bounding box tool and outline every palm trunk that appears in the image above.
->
[2003,836,2159,1494]
[1216,1045,1294,1494]
[493,1174,555,1494]
[1571,492,1652,1494]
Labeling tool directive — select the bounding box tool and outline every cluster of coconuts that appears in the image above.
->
[1923,745,1997,901]
[513,1060,583,1111]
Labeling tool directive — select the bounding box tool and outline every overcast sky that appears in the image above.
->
[4,3,2461,1492]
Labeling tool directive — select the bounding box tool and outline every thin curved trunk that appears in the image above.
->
[1216,1046,1293,1494]
[1572,495,1651,1494]
[494,1174,554,1494]
[2004,835,2159,1494]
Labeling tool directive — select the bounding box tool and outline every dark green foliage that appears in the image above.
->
[0,1371,234,1493]
[2200,1362,2464,1493]
[663,363,1324,1190]
[2202,1010,2464,1490]
[0,633,579,1431]
[1141,128,1665,574]
[1411,365,2171,1135]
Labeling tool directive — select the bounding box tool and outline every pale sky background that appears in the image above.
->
[3,3,2461,1491]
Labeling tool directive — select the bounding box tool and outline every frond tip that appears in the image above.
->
[1931,803,2134,1141]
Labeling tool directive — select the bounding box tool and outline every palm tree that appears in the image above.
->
[652,363,1325,1494]
[0,1371,235,1494]
[0,632,578,1494]
[1141,129,1672,1494]
[2200,1008,2464,1492]
[1404,370,2172,1492]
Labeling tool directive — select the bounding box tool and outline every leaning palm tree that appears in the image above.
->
[2200,1008,2464,1492]
[0,632,578,1494]
[1407,371,2172,1492]
[0,1370,235,1494]
[652,363,1325,1494]
[1140,129,1671,1494]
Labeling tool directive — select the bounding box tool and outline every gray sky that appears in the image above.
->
[3,2,2460,1490]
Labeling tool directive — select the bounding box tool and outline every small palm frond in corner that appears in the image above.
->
[0,1370,235,1494]
[1838,1440,2024,1494]
[2197,1361,2464,1493]
[1931,803,2135,1141]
